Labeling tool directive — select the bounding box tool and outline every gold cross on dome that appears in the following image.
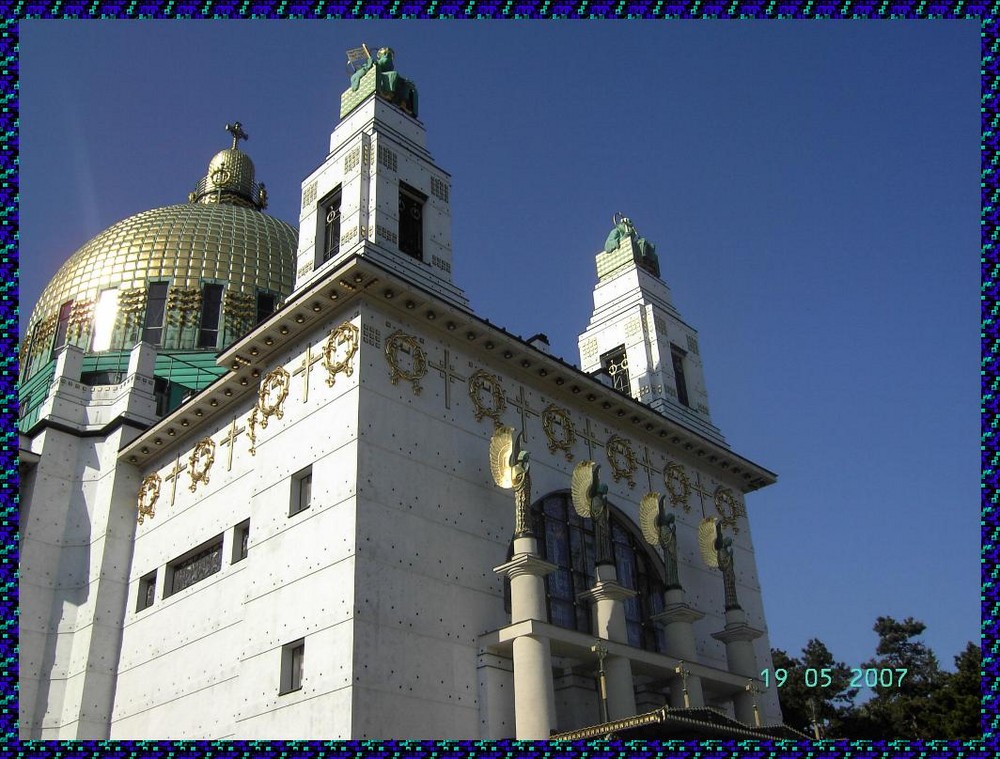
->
[225,121,249,149]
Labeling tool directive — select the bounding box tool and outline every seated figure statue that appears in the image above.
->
[604,213,660,277]
[349,46,418,118]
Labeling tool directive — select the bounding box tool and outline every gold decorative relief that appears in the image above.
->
[324,321,360,386]
[663,461,692,511]
[606,434,637,488]
[542,404,576,461]
[137,473,161,524]
[468,369,507,428]
[385,331,427,395]
[257,366,290,428]
[714,487,746,534]
[188,438,216,492]
[247,407,260,456]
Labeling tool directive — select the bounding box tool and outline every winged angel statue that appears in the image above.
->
[571,461,615,566]
[699,517,740,610]
[489,426,533,538]
[639,493,681,590]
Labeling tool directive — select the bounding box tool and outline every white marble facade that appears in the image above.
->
[20,70,782,740]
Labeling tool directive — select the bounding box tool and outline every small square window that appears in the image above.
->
[280,639,305,694]
[232,519,250,564]
[137,570,157,612]
[291,467,312,517]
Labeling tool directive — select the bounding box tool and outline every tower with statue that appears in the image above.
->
[18,44,797,739]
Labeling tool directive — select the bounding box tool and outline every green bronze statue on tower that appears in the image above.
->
[604,212,660,277]
[343,44,419,118]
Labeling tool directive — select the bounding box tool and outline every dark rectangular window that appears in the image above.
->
[321,189,342,263]
[137,570,157,612]
[198,283,224,348]
[142,283,169,345]
[291,468,312,516]
[280,639,305,694]
[52,301,73,356]
[398,183,426,261]
[671,346,689,407]
[167,536,223,596]
[600,345,630,394]
[232,519,250,564]
[256,291,276,324]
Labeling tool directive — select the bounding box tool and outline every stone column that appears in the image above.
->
[651,587,705,708]
[577,563,637,720]
[711,607,764,725]
[493,536,558,739]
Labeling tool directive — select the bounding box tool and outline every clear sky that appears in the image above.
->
[20,21,979,677]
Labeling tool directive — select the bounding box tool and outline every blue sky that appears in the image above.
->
[20,21,979,677]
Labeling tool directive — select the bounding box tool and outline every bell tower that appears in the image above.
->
[293,44,469,310]
[577,215,726,445]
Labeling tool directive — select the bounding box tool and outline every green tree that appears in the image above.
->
[771,639,858,738]
[935,641,982,739]
[844,616,947,739]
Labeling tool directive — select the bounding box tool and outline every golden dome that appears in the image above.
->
[28,203,296,326]
[21,123,297,381]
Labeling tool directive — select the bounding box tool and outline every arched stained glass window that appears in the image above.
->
[508,491,668,653]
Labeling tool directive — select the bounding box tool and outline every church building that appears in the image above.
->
[19,47,795,740]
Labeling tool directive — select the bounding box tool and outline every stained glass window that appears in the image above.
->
[198,283,224,348]
[513,492,667,653]
[142,283,169,345]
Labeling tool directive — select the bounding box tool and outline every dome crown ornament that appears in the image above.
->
[189,121,268,210]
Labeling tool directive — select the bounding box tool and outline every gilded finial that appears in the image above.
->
[225,121,249,150]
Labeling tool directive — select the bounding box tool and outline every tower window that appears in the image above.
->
[398,183,426,261]
[52,300,73,357]
[232,519,250,563]
[198,283,224,348]
[137,570,157,612]
[291,466,312,516]
[600,345,630,394]
[256,291,277,324]
[91,288,120,352]
[320,188,342,263]
[671,345,689,407]
[280,639,305,694]
[142,283,169,345]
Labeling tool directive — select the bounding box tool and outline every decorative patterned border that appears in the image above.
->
[384,330,428,394]
[5,6,995,758]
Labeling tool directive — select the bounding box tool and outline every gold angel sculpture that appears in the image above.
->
[489,426,532,538]
[639,492,681,590]
[571,461,614,567]
[699,517,740,610]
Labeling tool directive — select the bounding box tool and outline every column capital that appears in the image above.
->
[651,601,705,626]
[576,579,637,605]
[493,552,557,580]
[711,621,764,645]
